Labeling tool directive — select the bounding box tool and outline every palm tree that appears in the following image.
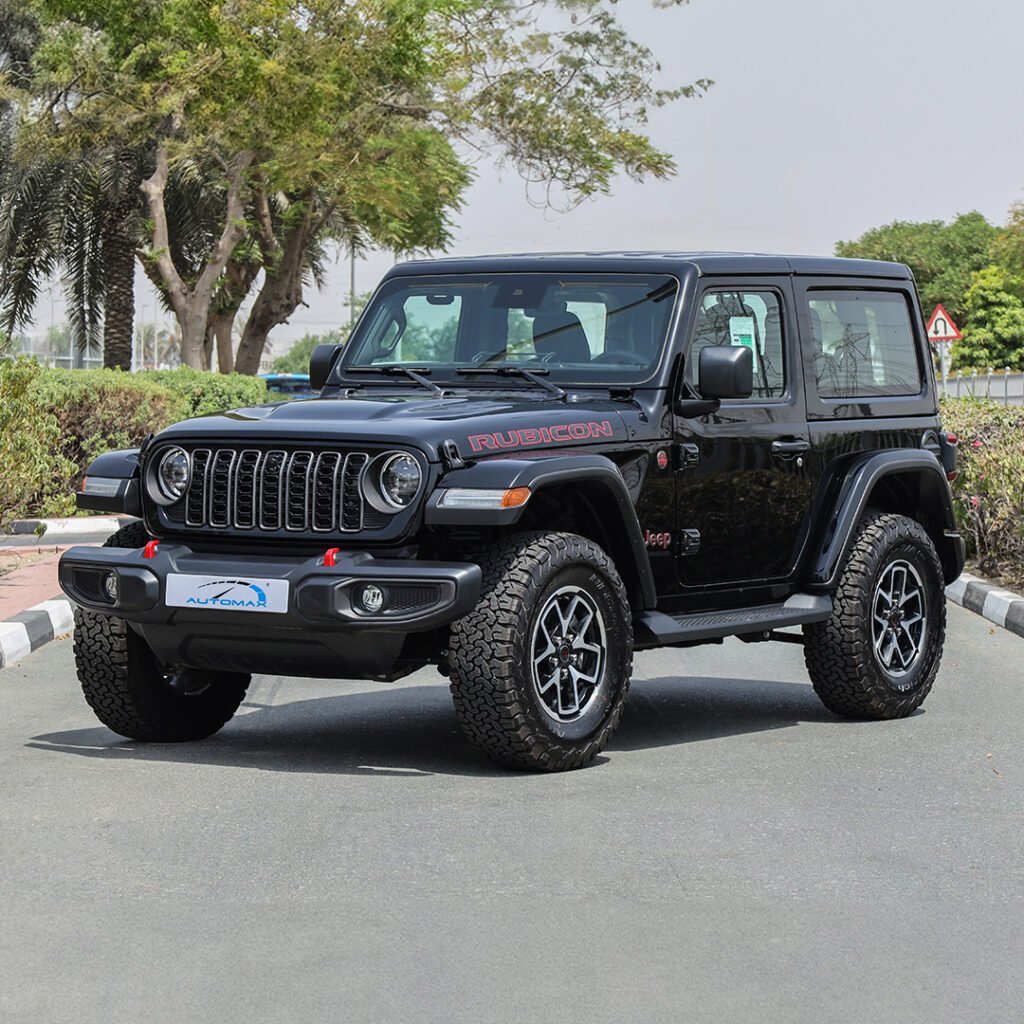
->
[0,3,142,370]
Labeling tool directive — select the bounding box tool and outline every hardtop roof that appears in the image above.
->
[385,251,912,280]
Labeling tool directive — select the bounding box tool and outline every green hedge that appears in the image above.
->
[0,361,267,527]
[144,367,268,417]
[941,398,1024,579]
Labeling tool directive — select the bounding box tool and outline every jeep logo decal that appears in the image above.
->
[644,530,672,551]
[467,420,615,453]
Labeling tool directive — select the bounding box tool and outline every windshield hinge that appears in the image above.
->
[440,439,466,471]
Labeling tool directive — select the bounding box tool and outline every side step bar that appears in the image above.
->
[634,594,833,649]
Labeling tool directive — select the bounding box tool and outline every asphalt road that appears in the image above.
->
[1,603,1021,1024]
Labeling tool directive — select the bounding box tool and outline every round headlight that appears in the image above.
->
[380,453,422,508]
[156,447,191,503]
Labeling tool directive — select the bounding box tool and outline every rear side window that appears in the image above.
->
[806,290,922,398]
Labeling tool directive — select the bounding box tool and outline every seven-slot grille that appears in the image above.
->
[180,448,371,533]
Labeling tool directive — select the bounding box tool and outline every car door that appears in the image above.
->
[673,278,816,590]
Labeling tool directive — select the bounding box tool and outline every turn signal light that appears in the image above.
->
[501,487,532,509]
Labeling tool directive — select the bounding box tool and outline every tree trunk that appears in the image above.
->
[202,323,215,371]
[234,208,314,375]
[213,312,235,373]
[101,209,137,370]
[140,144,256,370]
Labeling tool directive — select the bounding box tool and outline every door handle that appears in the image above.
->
[771,439,810,459]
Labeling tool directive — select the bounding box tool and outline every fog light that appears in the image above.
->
[103,572,119,603]
[358,584,386,614]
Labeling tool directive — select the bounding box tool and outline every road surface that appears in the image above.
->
[1,603,1020,1023]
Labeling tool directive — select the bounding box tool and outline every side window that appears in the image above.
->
[807,290,922,398]
[687,289,786,399]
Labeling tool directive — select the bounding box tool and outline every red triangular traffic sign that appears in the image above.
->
[926,303,961,343]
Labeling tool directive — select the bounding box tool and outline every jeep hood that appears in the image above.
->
[155,392,634,461]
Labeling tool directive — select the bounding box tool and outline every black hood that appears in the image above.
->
[156,391,636,461]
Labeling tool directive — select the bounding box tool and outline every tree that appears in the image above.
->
[13,0,710,372]
[956,265,1024,370]
[271,330,345,375]
[0,2,147,369]
[269,292,368,374]
[835,212,998,323]
[991,201,1024,280]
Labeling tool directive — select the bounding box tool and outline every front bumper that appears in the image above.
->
[58,543,481,679]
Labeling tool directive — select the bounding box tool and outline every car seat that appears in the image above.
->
[531,303,591,363]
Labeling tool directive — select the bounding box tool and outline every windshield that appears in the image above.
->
[336,272,678,386]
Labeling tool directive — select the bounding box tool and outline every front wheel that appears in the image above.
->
[804,513,946,719]
[447,532,633,771]
[73,522,250,741]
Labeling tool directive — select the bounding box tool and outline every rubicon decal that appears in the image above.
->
[165,574,290,614]
[467,420,616,453]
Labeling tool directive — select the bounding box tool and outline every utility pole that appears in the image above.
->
[349,241,356,326]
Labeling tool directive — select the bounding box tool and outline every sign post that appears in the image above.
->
[925,303,962,396]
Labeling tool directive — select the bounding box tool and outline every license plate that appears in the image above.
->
[165,574,290,614]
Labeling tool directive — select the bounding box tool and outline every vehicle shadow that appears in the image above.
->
[27,675,840,778]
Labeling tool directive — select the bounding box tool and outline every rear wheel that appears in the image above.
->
[804,513,946,719]
[447,531,632,771]
[73,521,250,741]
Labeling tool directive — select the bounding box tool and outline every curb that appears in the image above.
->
[945,573,1024,639]
[8,516,135,539]
[0,599,74,669]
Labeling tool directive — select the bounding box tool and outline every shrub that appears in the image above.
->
[941,397,1024,579]
[145,367,268,417]
[37,368,188,495]
[0,364,270,525]
[0,359,75,525]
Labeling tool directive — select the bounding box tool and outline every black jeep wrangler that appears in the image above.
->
[60,253,965,771]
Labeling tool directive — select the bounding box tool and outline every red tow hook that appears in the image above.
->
[142,539,161,560]
[323,547,341,567]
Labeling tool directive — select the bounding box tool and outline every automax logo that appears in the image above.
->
[185,579,268,609]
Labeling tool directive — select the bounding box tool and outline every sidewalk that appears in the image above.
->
[0,546,73,668]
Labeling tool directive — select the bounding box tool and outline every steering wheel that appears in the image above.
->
[591,350,648,367]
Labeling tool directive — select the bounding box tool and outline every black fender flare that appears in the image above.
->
[76,448,142,516]
[809,449,965,588]
[425,453,657,608]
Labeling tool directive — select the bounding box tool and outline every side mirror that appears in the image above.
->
[309,344,343,391]
[698,344,753,400]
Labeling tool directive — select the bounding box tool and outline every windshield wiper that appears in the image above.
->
[454,365,567,400]
[345,365,442,395]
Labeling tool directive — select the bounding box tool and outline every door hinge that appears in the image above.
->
[678,529,701,556]
[678,443,700,470]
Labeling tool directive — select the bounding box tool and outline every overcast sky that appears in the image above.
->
[34,0,1024,354]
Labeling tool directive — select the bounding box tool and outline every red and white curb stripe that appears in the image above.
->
[0,599,74,669]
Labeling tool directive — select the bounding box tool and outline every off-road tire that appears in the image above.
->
[804,513,946,719]
[73,521,250,741]
[447,531,632,771]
